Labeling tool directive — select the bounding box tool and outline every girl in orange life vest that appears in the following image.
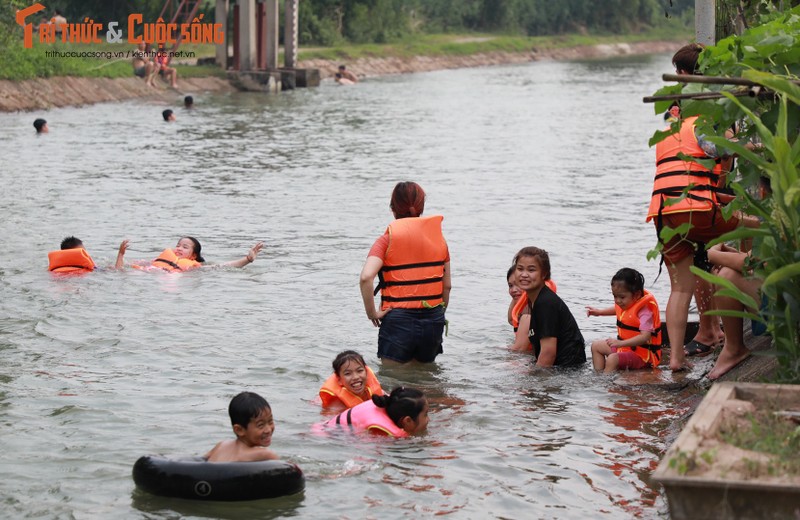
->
[318,350,384,411]
[116,237,263,271]
[359,182,451,364]
[321,386,429,438]
[508,262,559,351]
[587,268,662,373]
[513,247,586,367]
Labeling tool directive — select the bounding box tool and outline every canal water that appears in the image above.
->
[0,53,701,519]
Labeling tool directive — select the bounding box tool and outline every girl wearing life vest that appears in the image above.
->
[116,237,263,271]
[359,182,451,364]
[320,386,429,438]
[318,350,384,411]
[508,263,558,352]
[587,268,662,373]
[513,247,586,367]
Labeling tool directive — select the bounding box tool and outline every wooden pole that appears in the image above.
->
[663,73,800,87]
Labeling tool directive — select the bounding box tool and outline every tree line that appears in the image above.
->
[5,0,797,47]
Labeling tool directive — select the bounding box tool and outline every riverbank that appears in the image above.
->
[0,40,683,112]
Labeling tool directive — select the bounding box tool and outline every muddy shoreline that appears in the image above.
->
[0,40,682,112]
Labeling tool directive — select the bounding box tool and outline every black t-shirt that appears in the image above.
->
[527,286,586,367]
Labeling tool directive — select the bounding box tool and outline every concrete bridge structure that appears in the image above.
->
[214,0,320,93]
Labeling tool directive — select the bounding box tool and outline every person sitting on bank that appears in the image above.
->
[338,65,358,83]
[155,45,178,89]
[132,42,157,87]
[33,118,48,134]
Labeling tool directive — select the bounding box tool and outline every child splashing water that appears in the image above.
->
[587,268,662,373]
[318,350,384,410]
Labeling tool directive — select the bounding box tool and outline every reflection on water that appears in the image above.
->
[0,53,699,518]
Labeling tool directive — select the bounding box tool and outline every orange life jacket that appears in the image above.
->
[319,366,384,408]
[48,248,96,273]
[376,215,448,310]
[150,249,202,272]
[615,291,662,367]
[324,399,408,438]
[647,116,720,222]
[510,279,558,329]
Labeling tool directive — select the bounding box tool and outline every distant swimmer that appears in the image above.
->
[33,118,48,134]
[184,95,193,109]
[334,73,355,86]
[162,109,175,122]
[116,236,263,271]
[338,65,358,83]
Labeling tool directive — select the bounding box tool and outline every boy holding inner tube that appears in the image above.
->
[205,392,279,462]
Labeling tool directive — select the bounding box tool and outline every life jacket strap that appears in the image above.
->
[153,258,181,270]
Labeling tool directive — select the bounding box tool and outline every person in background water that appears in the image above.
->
[184,95,194,109]
[338,65,358,83]
[320,386,428,438]
[512,246,585,367]
[116,237,263,271]
[33,118,48,134]
[359,181,451,364]
[162,109,175,122]
[205,392,279,462]
[48,236,127,273]
[318,350,384,411]
[587,268,662,373]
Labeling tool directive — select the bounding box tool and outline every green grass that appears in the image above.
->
[719,409,800,477]
[0,26,690,81]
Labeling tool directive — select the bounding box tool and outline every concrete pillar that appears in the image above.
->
[238,0,257,71]
[264,0,279,70]
[215,0,228,67]
[284,0,298,68]
[256,0,266,69]
[695,0,716,46]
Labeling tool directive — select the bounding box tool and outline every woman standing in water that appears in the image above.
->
[359,182,451,364]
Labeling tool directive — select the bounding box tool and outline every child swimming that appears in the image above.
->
[116,237,263,271]
[205,391,279,462]
[48,236,128,273]
[320,386,428,438]
[319,350,384,410]
[587,268,662,373]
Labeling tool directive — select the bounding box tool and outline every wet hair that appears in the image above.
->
[611,268,645,297]
[338,65,346,71]
[390,181,426,219]
[332,350,367,376]
[512,246,551,281]
[181,236,205,263]
[228,391,270,429]
[184,95,193,107]
[33,118,47,133]
[372,386,426,427]
[60,236,83,249]
[672,43,704,75]
[162,109,174,121]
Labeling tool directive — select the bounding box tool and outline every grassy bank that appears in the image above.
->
[0,27,690,81]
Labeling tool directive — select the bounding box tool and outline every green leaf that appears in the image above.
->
[763,262,800,287]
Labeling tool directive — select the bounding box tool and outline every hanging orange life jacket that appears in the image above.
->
[376,215,448,310]
[647,116,721,222]
[324,399,408,438]
[48,248,96,273]
[510,279,558,329]
[615,291,662,367]
[149,249,202,272]
[319,366,384,409]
